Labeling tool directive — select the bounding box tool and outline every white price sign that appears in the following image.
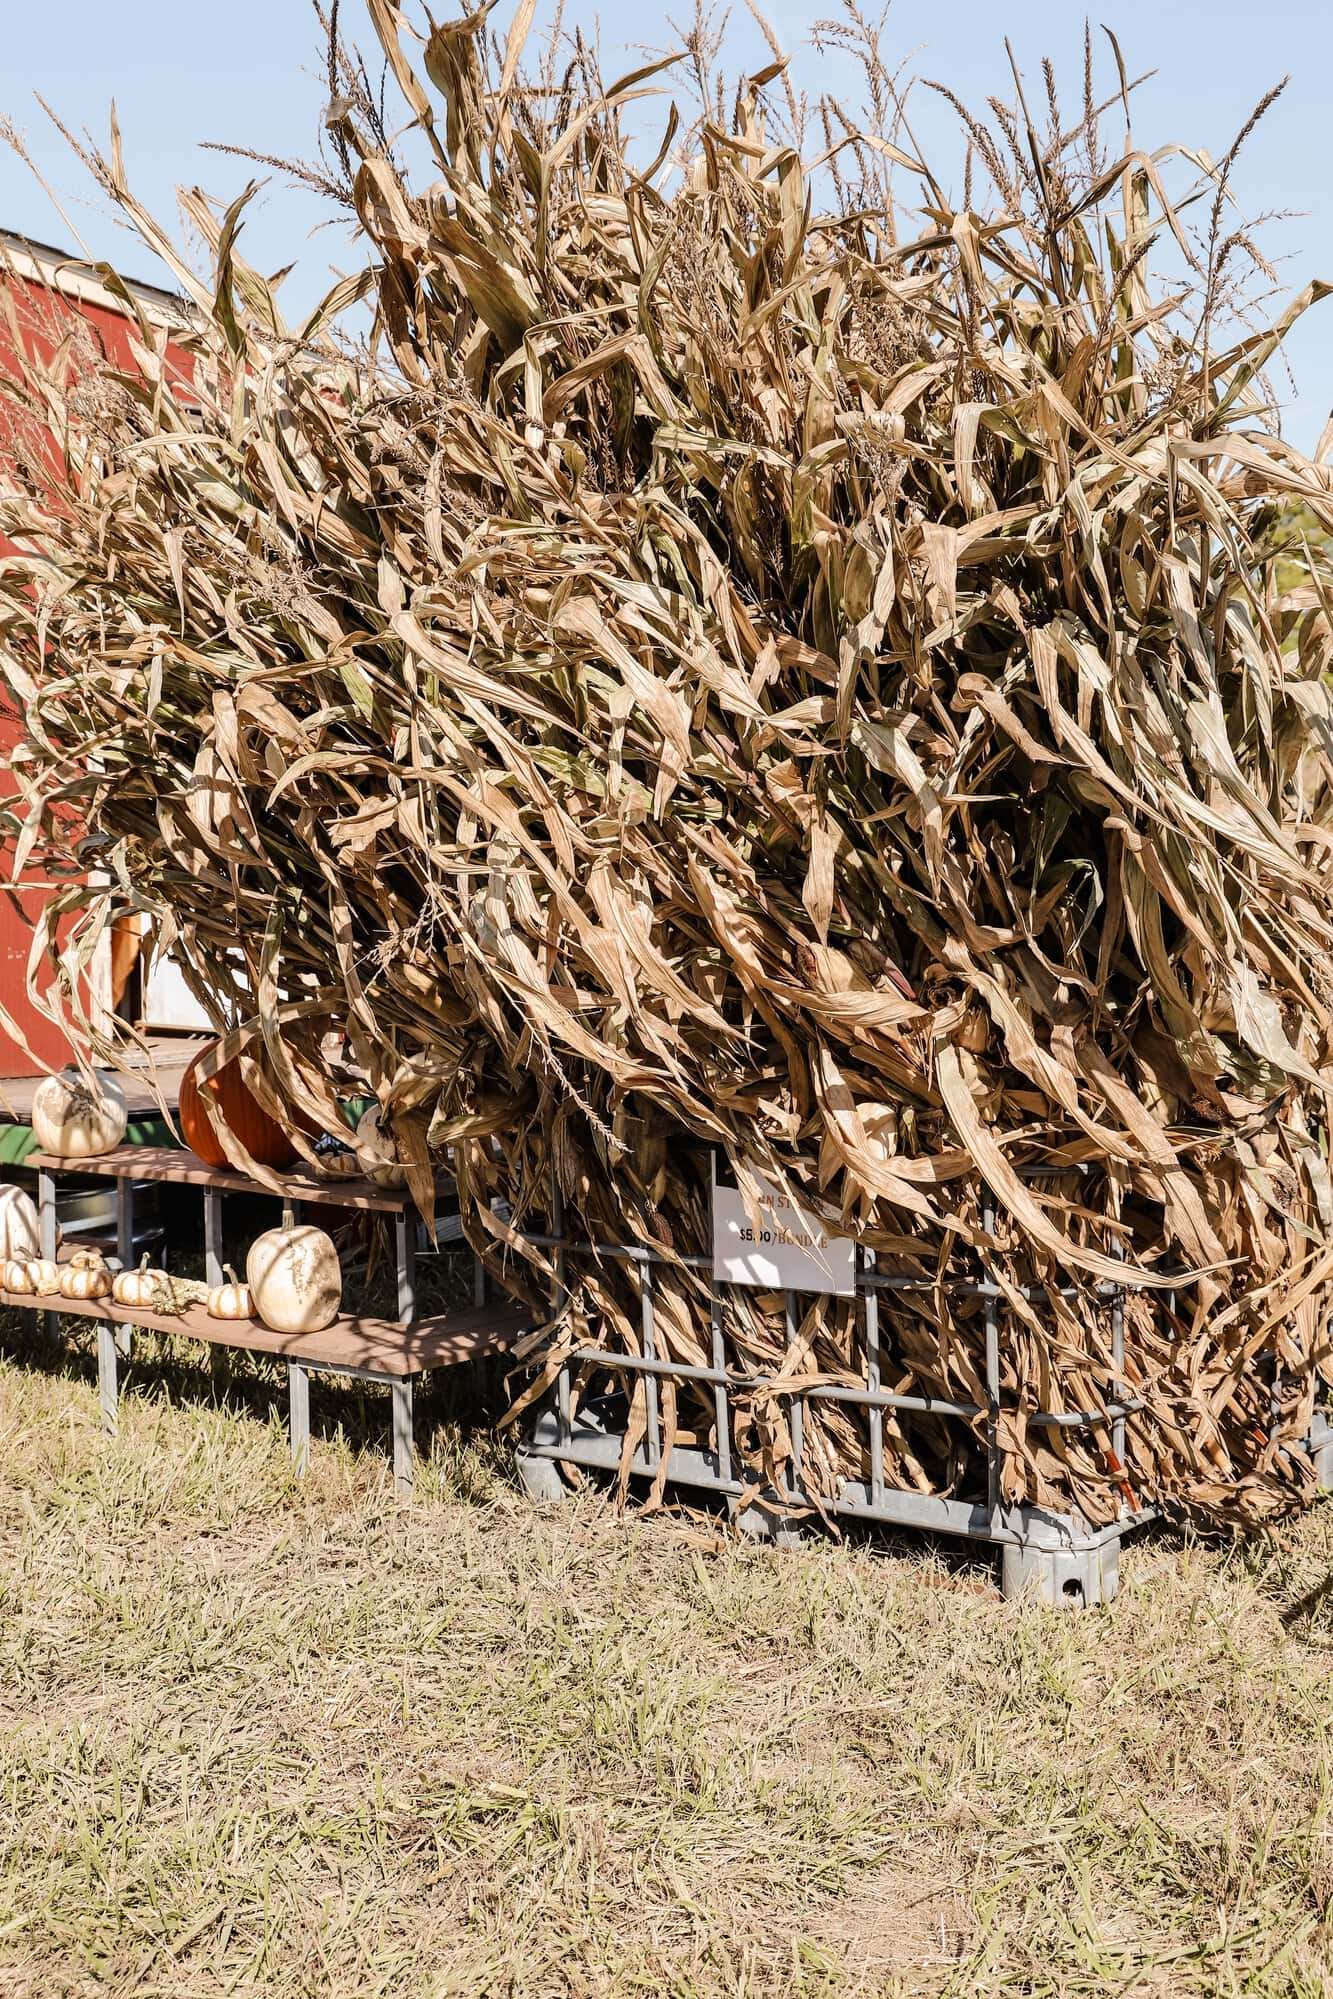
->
[711,1174,856,1297]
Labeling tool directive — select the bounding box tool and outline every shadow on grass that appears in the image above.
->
[0,1302,513,1482]
[3,1301,1222,1594]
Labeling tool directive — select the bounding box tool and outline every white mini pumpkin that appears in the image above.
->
[207,1266,253,1320]
[112,1257,167,1308]
[59,1250,113,1301]
[2,1258,35,1295]
[247,1218,341,1334]
[24,1259,60,1297]
[0,1186,41,1263]
[31,1070,128,1160]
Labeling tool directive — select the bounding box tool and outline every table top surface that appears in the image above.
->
[0,1272,530,1376]
[0,1038,209,1124]
[27,1144,453,1216]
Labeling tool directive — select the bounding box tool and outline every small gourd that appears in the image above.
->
[31,1069,128,1160]
[0,1185,41,1263]
[207,1265,252,1320]
[58,1249,114,1302]
[24,1258,61,1297]
[247,1208,341,1334]
[112,1255,167,1309]
[2,1258,36,1295]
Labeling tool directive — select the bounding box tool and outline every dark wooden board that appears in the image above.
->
[0,1281,529,1378]
[26,1145,452,1217]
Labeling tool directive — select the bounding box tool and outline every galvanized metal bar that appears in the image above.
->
[709,1277,731,1488]
[97,1323,118,1435]
[861,1273,1153,1300]
[203,1189,224,1287]
[563,1345,1142,1428]
[864,1249,884,1508]
[114,1182,135,1360]
[784,1290,803,1498]
[37,1168,56,1258]
[983,1201,1001,1522]
[1111,1239,1126,1470]
[274,1357,402,1388]
[570,1349,735,1386]
[642,1261,661,1471]
[391,1376,415,1497]
[38,1166,58,1342]
[801,1382,977,1418]
[115,1181,134,1269]
[203,1188,229,1383]
[1306,1407,1333,1486]
[395,1209,417,1327]
[519,1230,712,1271]
[1027,1401,1145,1430]
[288,1361,310,1476]
[805,1382,1144,1425]
[551,1172,570,1445]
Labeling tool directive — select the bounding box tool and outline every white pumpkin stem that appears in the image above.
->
[223,1264,239,1285]
[282,1202,295,1230]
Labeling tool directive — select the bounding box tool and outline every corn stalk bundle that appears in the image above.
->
[3,4,1333,1523]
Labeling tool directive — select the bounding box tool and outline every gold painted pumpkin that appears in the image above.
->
[0,1186,41,1263]
[31,1070,128,1160]
[207,1266,252,1320]
[112,1257,167,1308]
[247,1220,341,1334]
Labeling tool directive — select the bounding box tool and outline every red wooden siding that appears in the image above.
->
[0,243,191,1075]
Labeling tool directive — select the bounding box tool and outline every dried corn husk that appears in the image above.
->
[1,8,1333,1523]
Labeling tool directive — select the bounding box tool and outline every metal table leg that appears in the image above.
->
[391,1375,415,1497]
[204,1190,228,1387]
[37,1167,58,1344]
[97,1323,119,1434]
[395,1209,417,1327]
[203,1190,224,1287]
[289,1361,310,1476]
[115,1181,134,1360]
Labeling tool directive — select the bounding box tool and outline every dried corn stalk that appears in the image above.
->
[2,4,1333,1522]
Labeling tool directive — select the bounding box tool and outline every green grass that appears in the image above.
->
[1,1314,1332,1997]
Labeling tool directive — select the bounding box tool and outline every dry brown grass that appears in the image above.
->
[0,1310,1332,1997]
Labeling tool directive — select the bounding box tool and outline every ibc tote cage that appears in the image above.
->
[514,1150,1333,1605]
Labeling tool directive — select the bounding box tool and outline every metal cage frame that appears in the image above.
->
[514,1152,1333,1605]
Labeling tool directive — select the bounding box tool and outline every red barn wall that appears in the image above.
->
[0,247,191,1076]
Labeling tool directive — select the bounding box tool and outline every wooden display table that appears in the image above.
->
[22,1146,529,1492]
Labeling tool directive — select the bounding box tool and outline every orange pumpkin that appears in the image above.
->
[178,1048,298,1170]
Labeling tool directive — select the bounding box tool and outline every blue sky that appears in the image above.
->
[0,0,1330,445]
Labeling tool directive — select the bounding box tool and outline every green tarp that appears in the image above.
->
[0,1116,177,1169]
